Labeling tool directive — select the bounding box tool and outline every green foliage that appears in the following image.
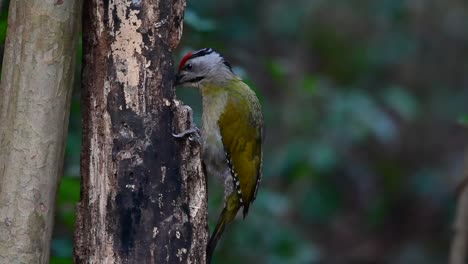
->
[184,10,216,32]
[50,257,73,264]
[0,8,8,44]
[57,177,80,204]
[312,29,370,83]
[458,115,468,126]
[51,238,74,261]
[381,86,419,121]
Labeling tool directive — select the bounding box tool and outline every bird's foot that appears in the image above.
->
[172,127,201,143]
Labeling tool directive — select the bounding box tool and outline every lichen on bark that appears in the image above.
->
[74,0,207,263]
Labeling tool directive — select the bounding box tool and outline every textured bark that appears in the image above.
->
[74,0,207,263]
[450,151,468,264]
[0,0,82,263]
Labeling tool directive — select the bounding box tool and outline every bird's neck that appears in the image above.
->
[200,83,229,117]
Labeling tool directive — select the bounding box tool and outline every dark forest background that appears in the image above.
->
[1,0,467,263]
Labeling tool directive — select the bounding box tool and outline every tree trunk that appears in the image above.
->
[450,151,468,264]
[0,0,82,262]
[74,0,207,263]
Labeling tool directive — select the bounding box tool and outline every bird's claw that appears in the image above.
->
[173,127,201,143]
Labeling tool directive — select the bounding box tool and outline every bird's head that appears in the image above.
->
[175,48,234,87]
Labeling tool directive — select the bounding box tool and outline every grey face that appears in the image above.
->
[175,48,234,87]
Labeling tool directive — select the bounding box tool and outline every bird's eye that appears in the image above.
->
[185,64,193,71]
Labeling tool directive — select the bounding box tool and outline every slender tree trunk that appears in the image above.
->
[0,0,82,262]
[450,151,468,264]
[74,0,207,263]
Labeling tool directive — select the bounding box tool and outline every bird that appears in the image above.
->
[174,48,263,263]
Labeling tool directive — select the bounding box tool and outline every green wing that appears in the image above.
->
[218,80,263,217]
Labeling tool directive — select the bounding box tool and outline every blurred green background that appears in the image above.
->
[2,0,468,263]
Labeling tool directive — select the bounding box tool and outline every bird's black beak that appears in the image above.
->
[174,73,184,86]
